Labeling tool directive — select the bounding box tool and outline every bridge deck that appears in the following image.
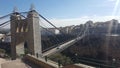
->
[43,35,85,56]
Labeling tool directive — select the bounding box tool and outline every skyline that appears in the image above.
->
[0,0,120,27]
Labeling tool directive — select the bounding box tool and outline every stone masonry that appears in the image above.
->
[10,9,42,60]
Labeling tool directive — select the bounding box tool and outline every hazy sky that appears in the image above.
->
[0,0,120,27]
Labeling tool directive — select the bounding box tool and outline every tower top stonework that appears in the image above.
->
[30,4,35,11]
[13,6,18,13]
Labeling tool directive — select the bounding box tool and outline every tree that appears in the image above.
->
[0,48,6,57]
[49,53,73,66]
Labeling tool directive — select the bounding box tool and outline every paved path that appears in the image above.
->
[1,59,30,68]
[0,58,7,68]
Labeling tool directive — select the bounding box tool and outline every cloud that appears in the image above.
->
[108,0,117,2]
[43,16,120,27]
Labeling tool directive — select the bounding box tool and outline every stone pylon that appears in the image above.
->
[10,8,42,60]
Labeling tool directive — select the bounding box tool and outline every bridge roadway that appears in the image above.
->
[42,35,85,57]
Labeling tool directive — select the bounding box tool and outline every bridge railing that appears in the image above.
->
[23,54,62,68]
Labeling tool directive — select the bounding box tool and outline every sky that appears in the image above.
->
[0,0,120,27]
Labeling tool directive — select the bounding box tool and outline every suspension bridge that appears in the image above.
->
[0,6,93,68]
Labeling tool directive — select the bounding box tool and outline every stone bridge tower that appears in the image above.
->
[10,8,42,60]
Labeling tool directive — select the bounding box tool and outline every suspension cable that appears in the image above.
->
[40,25,60,43]
[38,14,66,34]
[0,20,10,27]
[20,13,61,44]
[0,11,28,20]
[20,13,59,41]
[0,14,11,20]
[0,22,10,28]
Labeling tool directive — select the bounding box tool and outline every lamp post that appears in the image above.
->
[75,53,78,63]
[36,53,38,58]
[58,60,61,68]
[45,56,48,62]
[112,58,116,67]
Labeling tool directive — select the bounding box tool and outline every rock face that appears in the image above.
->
[67,35,120,57]
[61,20,120,66]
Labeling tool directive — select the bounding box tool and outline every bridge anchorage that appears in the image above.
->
[10,7,42,60]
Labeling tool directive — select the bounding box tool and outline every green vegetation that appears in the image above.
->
[0,48,11,59]
[49,53,73,66]
[0,48,5,53]
[24,48,29,54]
